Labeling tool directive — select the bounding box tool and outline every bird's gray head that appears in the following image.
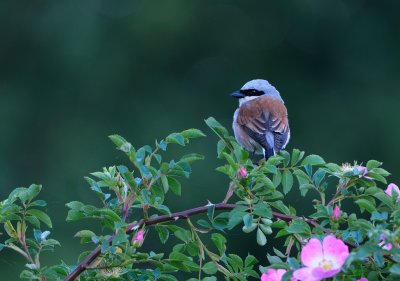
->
[230,79,283,106]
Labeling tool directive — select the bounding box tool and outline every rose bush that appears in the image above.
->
[1,117,399,281]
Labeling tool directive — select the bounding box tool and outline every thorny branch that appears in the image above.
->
[64,202,355,281]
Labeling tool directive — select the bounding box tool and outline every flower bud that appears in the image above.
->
[40,230,51,241]
[332,206,341,222]
[132,229,145,248]
[237,167,248,180]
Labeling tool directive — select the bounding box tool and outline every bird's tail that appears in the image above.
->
[264,148,275,160]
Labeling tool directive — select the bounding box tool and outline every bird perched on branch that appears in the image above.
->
[231,79,290,160]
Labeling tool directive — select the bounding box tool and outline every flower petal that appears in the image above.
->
[385,183,400,201]
[312,267,341,279]
[301,238,323,267]
[293,267,320,281]
[322,235,349,268]
[261,269,287,281]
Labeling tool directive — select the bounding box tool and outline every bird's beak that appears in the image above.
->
[230,90,245,99]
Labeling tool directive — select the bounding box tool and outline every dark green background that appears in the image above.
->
[1,0,400,279]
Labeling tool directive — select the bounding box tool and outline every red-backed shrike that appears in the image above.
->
[231,79,290,160]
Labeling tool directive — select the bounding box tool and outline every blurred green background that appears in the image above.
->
[1,0,400,279]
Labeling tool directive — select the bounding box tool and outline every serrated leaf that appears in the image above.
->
[355,199,376,213]
[366,160,382,170]
[202,261,218,274]
[253,202,272,218]
[211,233,226,255]
[167,177,181,196]
[301,155,325,166]
[282,170,293,195]
[166,133,185,146]
[180,128,206,139]
[26,209,52,228]
[74,230,96,238]
[180,153,205,164]
[286,219,311,234]
[291,149,304,166]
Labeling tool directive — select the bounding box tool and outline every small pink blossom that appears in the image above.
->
[293,235,349,281]
[357,278,368,281]
[237,167,248,180]
[385,183,400,202]
[261,269,287,281]
[355,166,373,180]
[331,206,341,221]
[132,229,145,247]
[379,234,393,251]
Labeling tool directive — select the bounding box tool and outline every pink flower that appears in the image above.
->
[355,166,373,180]
[261,269,287,281]
[237,167,248,180]
[357,278,368,281]
[293,235,349,281]
[331,206,341,221]
[385,183,400,201]
[379,234,393,251]
[132,229,145,247]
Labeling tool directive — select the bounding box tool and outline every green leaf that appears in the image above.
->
[256,228,267,246]
[180,128,206,139]
[166,133,185,146]
[355,199,376,213]
[301,155,325,166]
[74,230,96,238]
[66,201,84,210]
[112,232,128,245]
[26,216,41,228]
[205,117,230,138]
[282,170,293,195]
[291,149,304,166]
[279,150,290,167]
[202,277,217,281]
[167,177,182,196]
[390,264,400,275]
[108,134,134,154]
[180,153,205,164]
[253,202,272,218]
[155,226,169,244]
[269,201,290,215]
[26,209,52,228]
[202,261,218,274]
[244,255,258,268]
[211,233,226,255]
[286,219,311,234]
[366,160,382,170]
[161,175,169,193]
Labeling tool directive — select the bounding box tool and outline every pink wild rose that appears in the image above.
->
[331,206,341,221]
[132,229,145,247]
[355,166,372,180]
[385,183,400,202]
[293,235,349,281]
[379,234,393,251]
[237,167,248,180]
[261,269,287,281]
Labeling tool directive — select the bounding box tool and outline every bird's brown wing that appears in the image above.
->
[237,96,290,156]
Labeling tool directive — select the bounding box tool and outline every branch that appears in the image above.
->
[63,203,349,281]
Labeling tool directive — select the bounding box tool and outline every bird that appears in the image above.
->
[231,79,290,160]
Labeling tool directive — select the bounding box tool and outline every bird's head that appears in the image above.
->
[230,79,283,106]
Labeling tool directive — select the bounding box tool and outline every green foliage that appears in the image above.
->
[1,118,400,280]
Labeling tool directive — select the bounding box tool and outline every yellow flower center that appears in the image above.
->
[319,258,333,271]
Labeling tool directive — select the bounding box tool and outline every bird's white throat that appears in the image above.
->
[239,96,259,106]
